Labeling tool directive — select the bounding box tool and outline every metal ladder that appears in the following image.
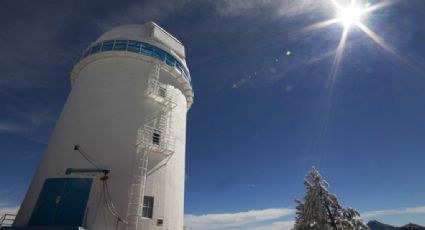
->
[126,140,150,230]
[126,63,177,230]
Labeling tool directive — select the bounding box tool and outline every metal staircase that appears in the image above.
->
[126,63,177,230]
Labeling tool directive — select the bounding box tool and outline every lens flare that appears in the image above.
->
[301,0,424,159]
[301,0,418,88]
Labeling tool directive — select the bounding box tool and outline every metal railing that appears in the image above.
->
[138,124,175,156]
[146,78,175,105]
[79,39,192,85]
[0,214,16,227]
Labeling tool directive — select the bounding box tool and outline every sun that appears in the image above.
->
[337,4,363,28]
[303,0,403,86]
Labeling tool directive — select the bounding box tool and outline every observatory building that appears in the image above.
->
[10,22,193,230]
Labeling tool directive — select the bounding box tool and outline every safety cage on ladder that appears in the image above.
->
[139,122,175,156]
[142,70,177,156]
[146,78,175,105]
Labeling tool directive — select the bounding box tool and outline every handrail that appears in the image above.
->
[0,213,16,227]
[78,39,192,86]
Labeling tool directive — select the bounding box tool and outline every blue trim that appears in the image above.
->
[80,40,192,85]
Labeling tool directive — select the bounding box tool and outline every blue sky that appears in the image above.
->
[1,0,425,229]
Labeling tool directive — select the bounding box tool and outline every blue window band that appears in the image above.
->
[80,39,192,85]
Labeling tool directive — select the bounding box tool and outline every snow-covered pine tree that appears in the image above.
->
[338,207,370,230]
[294,167,339,229]
[293,167,369,230]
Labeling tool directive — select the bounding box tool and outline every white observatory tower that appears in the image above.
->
[12,22,193,230]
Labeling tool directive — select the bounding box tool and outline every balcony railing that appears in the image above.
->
[0,214,16,227]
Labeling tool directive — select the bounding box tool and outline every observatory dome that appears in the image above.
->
[97,22,186,60]
[97,24,154,42]
[72,22,193,107]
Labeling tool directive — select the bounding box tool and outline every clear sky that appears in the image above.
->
[1,0,425,229]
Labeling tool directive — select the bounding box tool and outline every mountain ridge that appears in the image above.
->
[367,220,425,230]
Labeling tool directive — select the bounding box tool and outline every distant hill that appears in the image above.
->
[367,220,425,230]
[368,220,399,230]
[400,223,425,230]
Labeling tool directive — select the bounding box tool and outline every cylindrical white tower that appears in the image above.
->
[13,22,193,230]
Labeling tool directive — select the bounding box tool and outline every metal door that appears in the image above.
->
[29,178,92,226]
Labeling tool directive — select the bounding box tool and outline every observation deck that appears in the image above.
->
[70,22,194,108]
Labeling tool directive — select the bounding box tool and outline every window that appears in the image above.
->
[113,40,127,51]
[80,39,192,87]
[142,196,154,218]
[165,53,175,66]
[101,41,114,51]
[157,219,163,226]
[140,44,154,55]
[154,48,167,61]
[158,86,167,98]
[127,41,141,53]
[152,129,161,145]
[90,43,102,54]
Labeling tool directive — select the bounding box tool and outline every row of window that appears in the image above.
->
[80,39,192,85]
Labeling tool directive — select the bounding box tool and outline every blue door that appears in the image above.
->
[29,178,93,226]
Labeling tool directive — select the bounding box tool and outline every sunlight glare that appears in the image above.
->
[337,4,362,27]
[302,0,419,82]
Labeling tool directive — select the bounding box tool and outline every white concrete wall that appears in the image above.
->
[15,56,188,230]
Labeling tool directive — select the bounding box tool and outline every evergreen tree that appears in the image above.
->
[338,207,370,230]
[293,167,369,230]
